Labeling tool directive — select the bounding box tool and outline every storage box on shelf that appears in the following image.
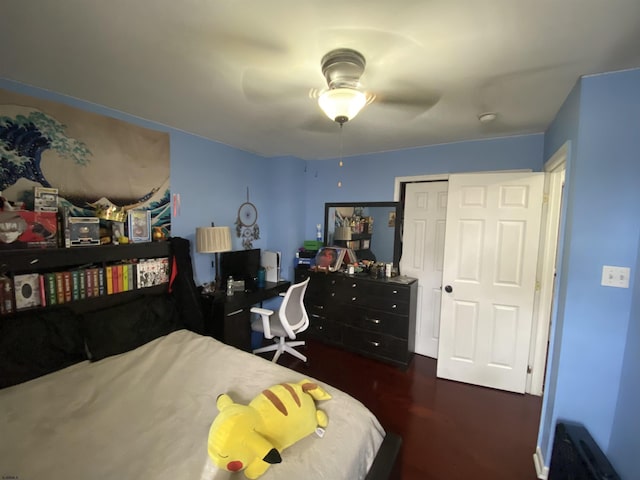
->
[0,210,58,249]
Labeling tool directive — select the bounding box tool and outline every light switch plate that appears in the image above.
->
[601,265,630,288]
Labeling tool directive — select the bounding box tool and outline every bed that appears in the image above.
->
[0,240,400,479]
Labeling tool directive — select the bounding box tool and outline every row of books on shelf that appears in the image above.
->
[0,257,170,315]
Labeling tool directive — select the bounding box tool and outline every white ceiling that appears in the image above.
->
[2,0,640,160]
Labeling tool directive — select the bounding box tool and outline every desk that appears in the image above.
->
[201,280,291,351]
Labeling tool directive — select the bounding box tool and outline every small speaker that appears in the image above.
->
[548,422,620,480]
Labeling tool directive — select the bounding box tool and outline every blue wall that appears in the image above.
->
[302,135,544,240]
[539,68,640,479]
[609,238,640,478]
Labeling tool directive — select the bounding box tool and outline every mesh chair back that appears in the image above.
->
[280,277,310,334]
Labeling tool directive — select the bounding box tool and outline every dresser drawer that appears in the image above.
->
[342,294,409,316]
[306,274,343,298]
[341,278,410,300]
[343,326,408,363]
[342,306,409,339]
[307,315,342,344]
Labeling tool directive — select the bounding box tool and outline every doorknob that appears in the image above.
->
[444,285,453,293]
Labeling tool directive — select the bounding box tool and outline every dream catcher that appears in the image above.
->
[235,187,260,249]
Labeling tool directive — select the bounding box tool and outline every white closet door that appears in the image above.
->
[400,181,448,358]
[437,172,544,393]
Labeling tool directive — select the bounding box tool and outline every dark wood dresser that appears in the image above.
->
[295,268,417,368]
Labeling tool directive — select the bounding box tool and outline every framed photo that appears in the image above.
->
[361,238,371,250]
[111,221,126,244]
[388,211,396,227]
[127,209,151,243]
[314,246,345,272]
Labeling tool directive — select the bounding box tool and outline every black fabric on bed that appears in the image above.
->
[0,307,87,389]
[169,237,205,334]
[81,294,182,361]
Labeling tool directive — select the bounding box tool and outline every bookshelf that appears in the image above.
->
[0,242,171,315]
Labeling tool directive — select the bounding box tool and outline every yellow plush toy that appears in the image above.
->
[207,379,331,479]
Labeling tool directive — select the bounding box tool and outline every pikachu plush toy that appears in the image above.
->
[207,379,331,479]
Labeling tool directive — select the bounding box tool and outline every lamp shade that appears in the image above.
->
[334,226,352,241]
[318,87,367,124]
[196,226,232,253]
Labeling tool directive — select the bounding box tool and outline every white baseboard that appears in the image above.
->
[533,446,549,480]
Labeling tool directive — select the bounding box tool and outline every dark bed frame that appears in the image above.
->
[0,237,402,479]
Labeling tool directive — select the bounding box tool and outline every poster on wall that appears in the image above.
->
[0,87,171,238]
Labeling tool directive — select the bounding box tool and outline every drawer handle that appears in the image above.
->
[370,341,380,347]
[351,297,357,302]
[351,283,357,288]
[367,318,381,325]
[312,304,324,309]
[392,304,397,309]
[392,290,398,294]
[227,309,244,316]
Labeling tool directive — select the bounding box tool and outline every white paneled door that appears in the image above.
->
[400,181,448,358]
[437,172,544,393]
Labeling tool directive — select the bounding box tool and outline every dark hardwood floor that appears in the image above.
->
[269,340,543,480]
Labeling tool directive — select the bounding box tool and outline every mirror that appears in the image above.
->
[324,202,401,266]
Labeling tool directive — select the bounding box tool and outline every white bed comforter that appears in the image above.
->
[0,330,384,480]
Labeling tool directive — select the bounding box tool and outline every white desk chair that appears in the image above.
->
[250,277,310,363]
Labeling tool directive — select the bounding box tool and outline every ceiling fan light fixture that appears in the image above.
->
[318,88,367,125]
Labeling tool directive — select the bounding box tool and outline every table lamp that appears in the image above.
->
[196,225,232,291]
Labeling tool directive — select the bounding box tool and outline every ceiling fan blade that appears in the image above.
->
[241,67,312,103]
[208,30,290,66]
[373,86,442,114]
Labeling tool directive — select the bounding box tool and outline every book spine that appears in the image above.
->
[94,268,101,297]
[55,271,65,304]
[71,269,80,301]
[62,271,72,303]
[136,261,145,288]
[0,278,6,315]
[127,263,137,290]
[79,268,86,299]
[106,266,113,295]
[45,272,57,305]
[95,267,107,296]
[39,274,47,306]
[122,264,129,292]
[6,278,15,313]
[115,264,123,293]
[85,269,93,298]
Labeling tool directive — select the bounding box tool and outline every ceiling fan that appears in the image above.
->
[240,45,441,130]
[316,48,369,125]
[314,47,444,126]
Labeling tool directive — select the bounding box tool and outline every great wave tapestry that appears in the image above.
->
[0,87,170,235]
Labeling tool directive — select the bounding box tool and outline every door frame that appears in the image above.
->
[526,144,567,395]
[394,169,552,395]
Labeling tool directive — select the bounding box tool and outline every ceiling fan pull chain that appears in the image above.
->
[339,123,344,168]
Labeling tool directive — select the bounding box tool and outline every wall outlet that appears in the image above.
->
[601,265,630,288]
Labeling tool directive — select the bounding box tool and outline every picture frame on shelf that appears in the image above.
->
[314,246,345,272]
[111,221,126,244]
[127,209,151,243]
